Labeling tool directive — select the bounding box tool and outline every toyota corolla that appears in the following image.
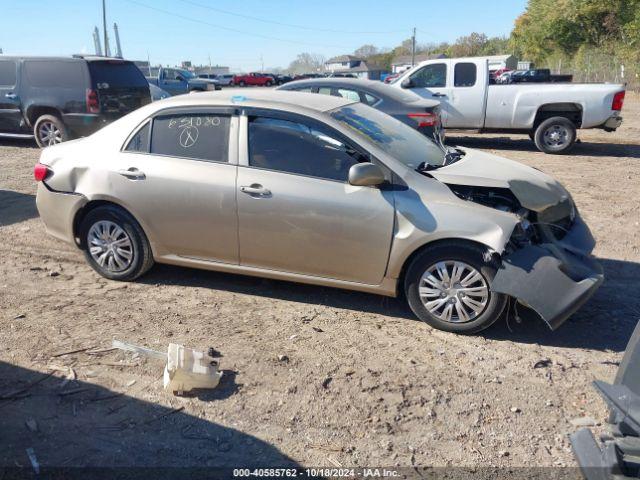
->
[34,90,603,334]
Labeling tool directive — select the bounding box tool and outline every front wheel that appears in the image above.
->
[239,81,246,87]
[404,243,507,334]
[533,116,577,154]
[79,205,154,281]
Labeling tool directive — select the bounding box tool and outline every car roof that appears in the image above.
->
[279,78,439,106]
[153,88,357,113]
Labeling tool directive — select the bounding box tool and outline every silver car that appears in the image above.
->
[34,90,603,334]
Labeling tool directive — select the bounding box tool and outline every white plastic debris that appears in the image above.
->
[163,343,222,394]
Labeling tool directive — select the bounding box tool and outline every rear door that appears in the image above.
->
[110,109,239,262]
[0,60,23,133]
[236,111,395,284]
[446,60,487,128]
[87,60,151,117]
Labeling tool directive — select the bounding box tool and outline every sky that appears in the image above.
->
[1,0,527,72]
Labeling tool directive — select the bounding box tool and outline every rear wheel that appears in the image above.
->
[404,243,507,334]
[34,114,68,148]
[534,116,576,154]
[79,205,154,281]
[265,80,272,87]
[239,80,246,87]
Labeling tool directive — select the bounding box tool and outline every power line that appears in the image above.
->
[124,0,359,49]
[177,0,408,35]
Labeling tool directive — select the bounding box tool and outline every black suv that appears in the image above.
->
[0,55,151,147]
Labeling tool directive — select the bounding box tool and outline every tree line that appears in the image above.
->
[287,0,639,86]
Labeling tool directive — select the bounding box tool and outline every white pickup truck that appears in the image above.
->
[391,56,625,153]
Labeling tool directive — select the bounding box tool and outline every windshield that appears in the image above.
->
[330,103,444,168]
[178,69,196,79]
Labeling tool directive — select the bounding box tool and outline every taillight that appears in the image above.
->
[408,112,438,127]
[86,88,100,113]
[612,91,625,111]
[34,163,52,182]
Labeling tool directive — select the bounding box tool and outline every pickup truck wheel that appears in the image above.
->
[34,114,68,148]
[265,80,272,87]
[239,81,246,87]
[404,243,507,334]
[534,117,576,154]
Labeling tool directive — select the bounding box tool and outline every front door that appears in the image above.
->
[237,113,395,285]
[0,60,23,133]
[108,111,239,263]
[406,61,452,126]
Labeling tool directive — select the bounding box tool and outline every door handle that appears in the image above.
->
[117,168,146,180]
[5,93,17,99]
[240,184,271,196]
[431,93,447,98]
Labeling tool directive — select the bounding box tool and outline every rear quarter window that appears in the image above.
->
[0,60,17,86]
[454,63,477,87]
[150,114,230,163]
[23,60,85,88]
[88,61,148,88]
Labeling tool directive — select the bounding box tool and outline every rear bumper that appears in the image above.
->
[491,215,603,330]
[35,182,87,245]
[62,113,109,137]
[602,115,623,131]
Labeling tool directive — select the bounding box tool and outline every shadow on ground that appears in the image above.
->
[0,138,37,149]
[0,190,38,226]
[0,361,297,475]
[449,135,640,159]
[140,257,639,354]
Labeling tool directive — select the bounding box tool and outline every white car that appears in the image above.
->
[393,56,625,153]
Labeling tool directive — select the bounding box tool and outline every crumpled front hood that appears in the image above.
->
[429,147,570,211]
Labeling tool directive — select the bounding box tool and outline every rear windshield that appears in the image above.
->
[330,103,444,168]
[88,61,148,88]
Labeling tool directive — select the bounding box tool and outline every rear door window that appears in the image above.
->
[23,60,85,88]
[150,114,230,163]
[410,63,447,88]
[88,61,148,88]
[336,89,360,102]
[454,63,477,87]
[0,60,17,86]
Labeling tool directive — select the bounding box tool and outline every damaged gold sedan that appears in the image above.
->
[34,90,602,334]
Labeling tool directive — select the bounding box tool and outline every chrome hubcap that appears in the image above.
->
[543,125,569,148]
[88,221,133,272]
[38,121,62,146]
[419,261,489,323]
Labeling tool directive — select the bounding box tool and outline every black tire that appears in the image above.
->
[79,205,154,281]
[404,242,507,334]
[265,81,272,87]
[239,81,246,87]
[34,114,68,148]
[533,116,577,154]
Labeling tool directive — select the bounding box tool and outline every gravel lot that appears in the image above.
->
[1,93,638,472]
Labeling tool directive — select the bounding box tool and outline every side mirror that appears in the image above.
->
[401,77,414,89]
[348,163,385,187]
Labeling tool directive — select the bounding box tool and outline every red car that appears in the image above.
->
[232,73,275,87]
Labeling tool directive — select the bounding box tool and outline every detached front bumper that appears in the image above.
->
[491,215,604,330]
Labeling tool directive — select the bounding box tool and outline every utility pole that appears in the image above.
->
[260,54,264,73]
[102,0,110,57]
[411,27,416,67]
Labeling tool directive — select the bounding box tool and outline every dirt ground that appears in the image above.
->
[1,93,639,473]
